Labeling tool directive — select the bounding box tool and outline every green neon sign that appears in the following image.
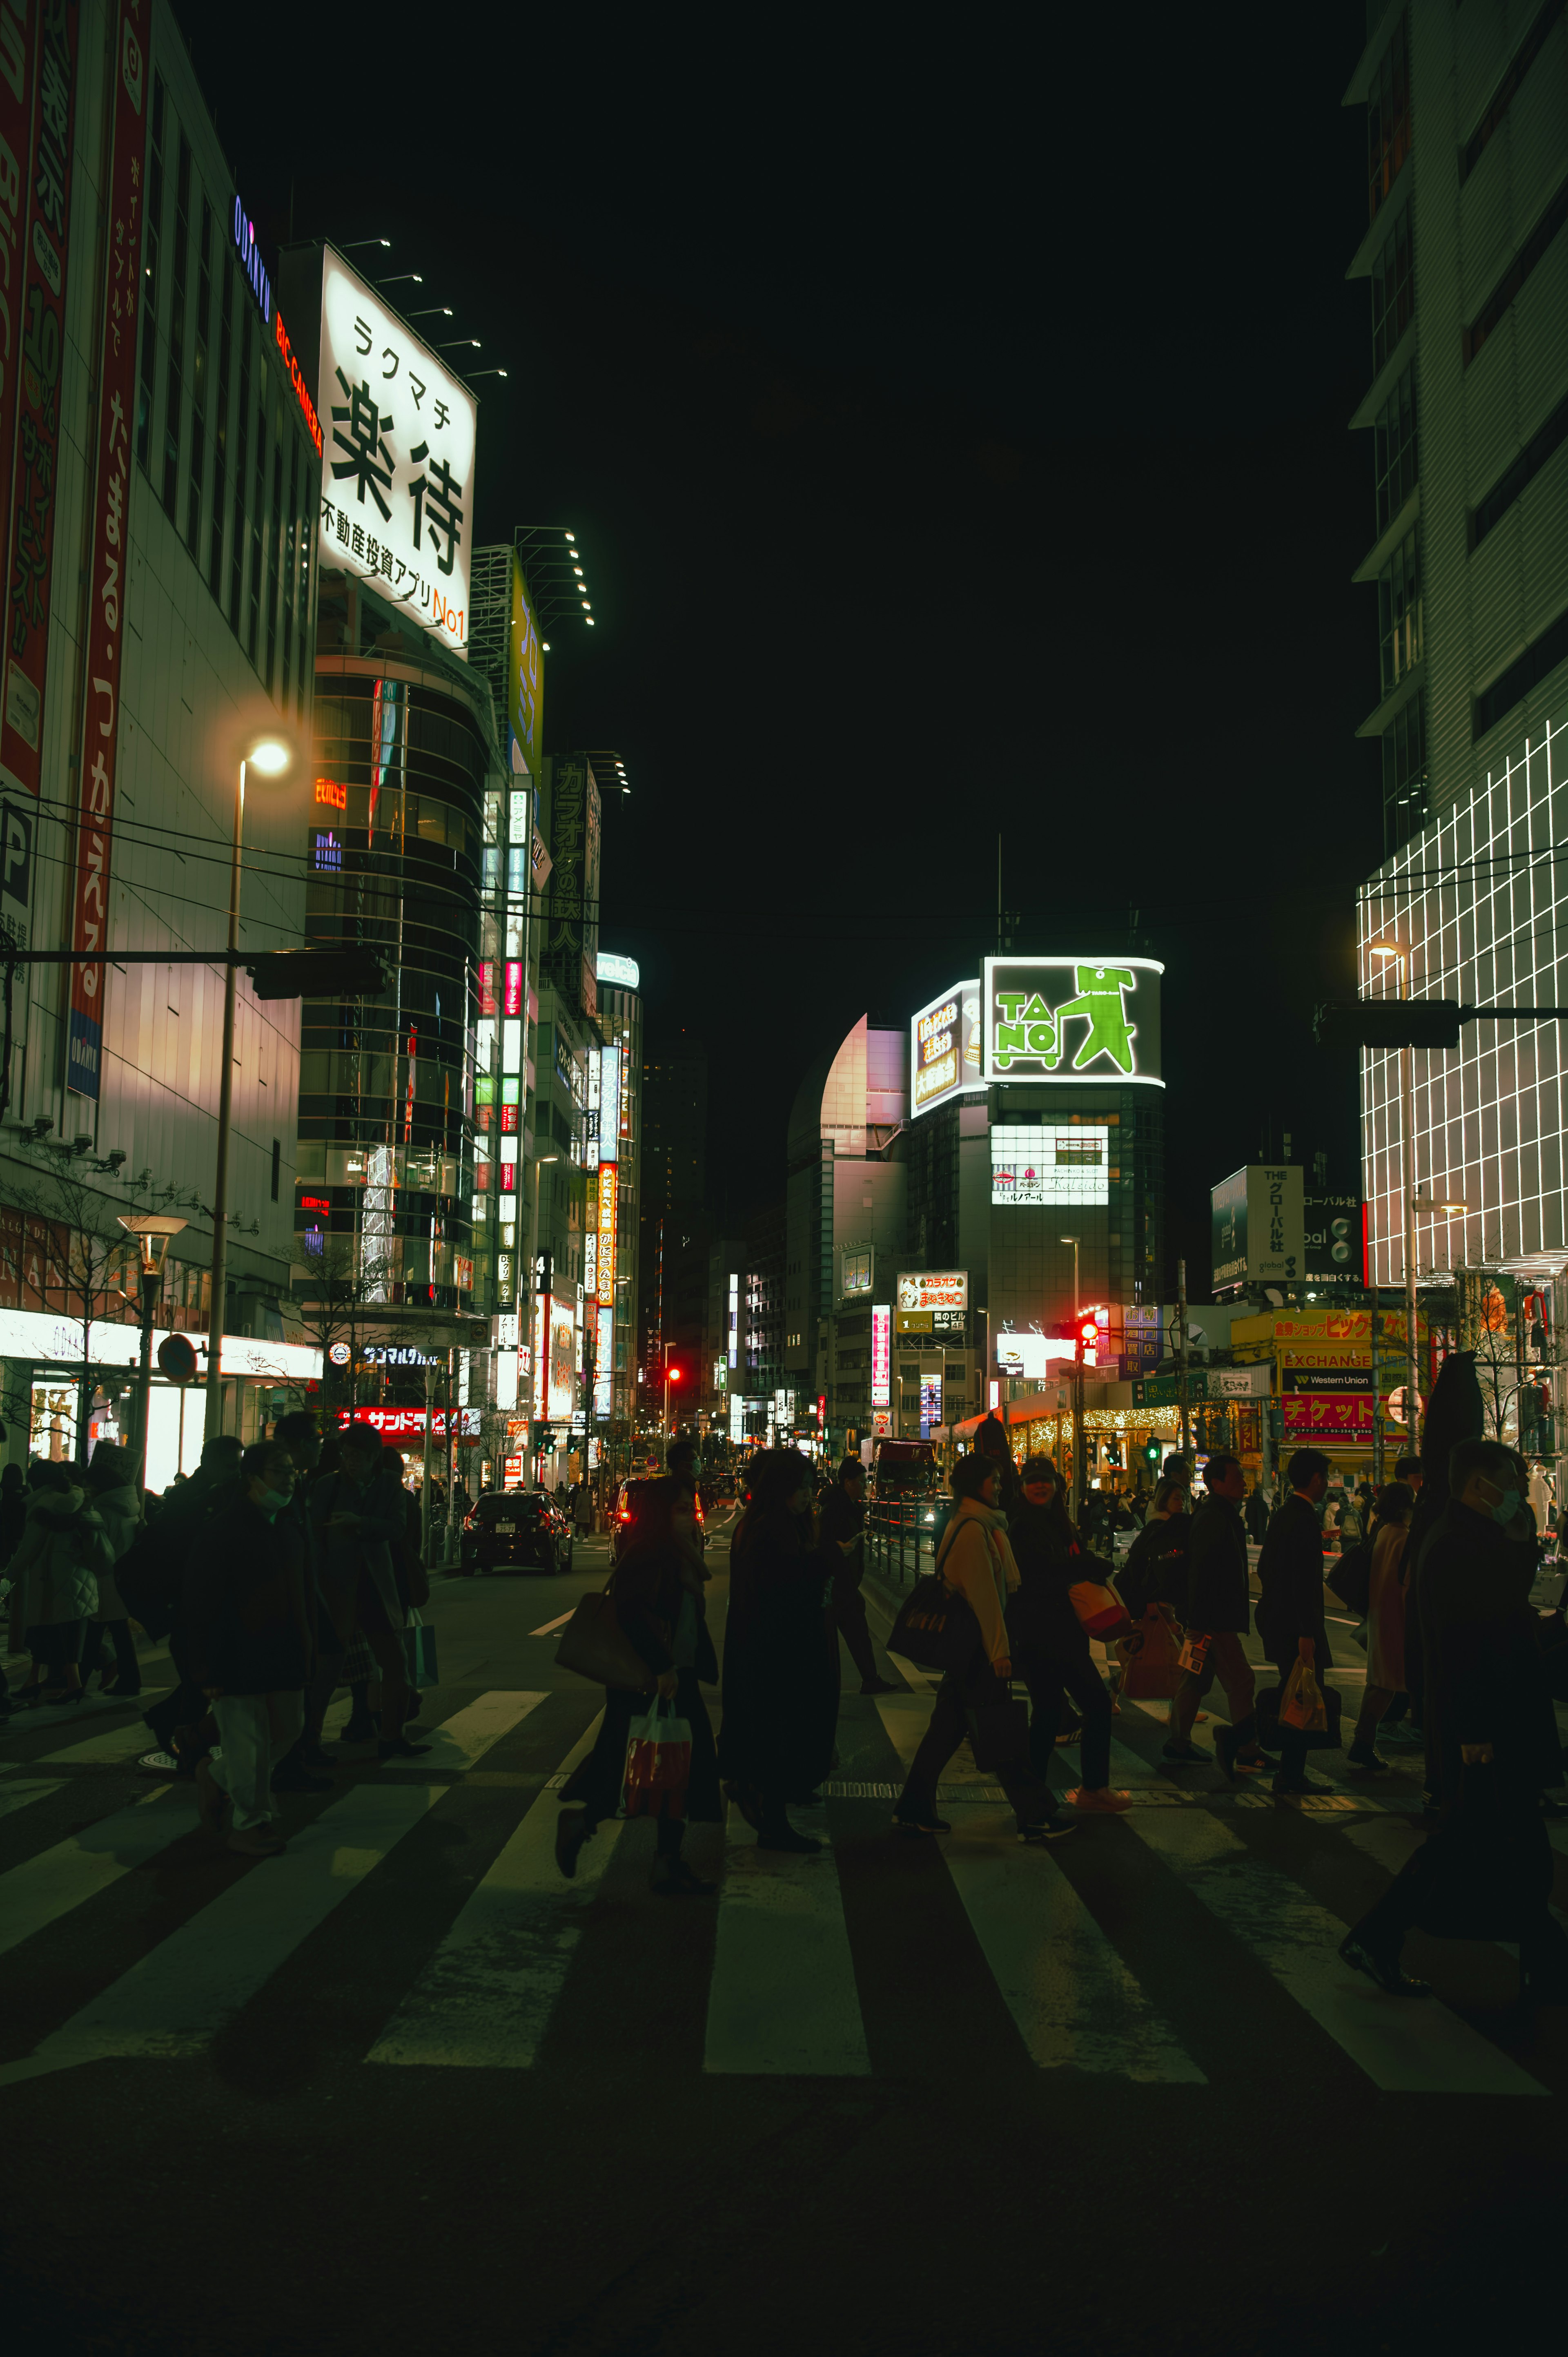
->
[983,957,1164,1086]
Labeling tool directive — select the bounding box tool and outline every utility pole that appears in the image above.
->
[1177,1257,1191,1459]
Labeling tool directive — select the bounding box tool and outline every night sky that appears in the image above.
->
[177,1,1376,1290]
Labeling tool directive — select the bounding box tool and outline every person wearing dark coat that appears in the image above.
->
[1243,1481,1272,1545]
[1341,1438,1568,2002]
[139,1433,244,1765]
[820,1456,895,1697]
[1006,1456,1127,1812]
[1402,1351,1486,1743]
[556,1477,720,1894]
[1117,1480,1191,1620]
[185,1440,314,1858]
[716,1447,833,1853]
[1254,1446,1336,1797]
[973,1414,1022,1518]
[1164,1452,1270,1778]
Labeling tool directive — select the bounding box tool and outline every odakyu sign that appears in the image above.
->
[982,957,1164,1087]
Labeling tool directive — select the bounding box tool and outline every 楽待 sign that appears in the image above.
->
[982,957,1163,1086]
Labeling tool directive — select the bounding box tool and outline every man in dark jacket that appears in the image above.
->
[270,1410,334,1791]
[1341,1438,1568,2000]
[1254,1446,1334,1797]
[187,1441,313,1858]
[1244,1481,1272,1545]
[1007,1457,1125,1810]
[820,1457,895,1695]
[140,1433,243,1767]
[1165,1452,1272,1779]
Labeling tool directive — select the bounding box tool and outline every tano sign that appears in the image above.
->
[982,956,1164,1087]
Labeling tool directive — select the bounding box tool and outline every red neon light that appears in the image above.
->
[299,1194,330,1211]
[315,777,347,811]
[275,309,323,454]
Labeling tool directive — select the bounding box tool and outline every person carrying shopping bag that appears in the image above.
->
[1006,1455,1129,1813]
[892,1453,1071,1843]
[556,1477,720,1892]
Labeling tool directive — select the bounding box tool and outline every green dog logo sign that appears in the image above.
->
[982,957,1164,1087]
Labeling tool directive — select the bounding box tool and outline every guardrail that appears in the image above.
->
[865,1498,941,1585]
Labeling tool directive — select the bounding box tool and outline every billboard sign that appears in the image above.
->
[597,1162,618,1304]
[982,957,1163,1086]
[910,980,982,1118]
[992,1123,1109,1207]
[508,544,544,777]
[1212,1164,1305,1291]
[307,245,477,652]
[870,1303,891,1406]
[1305,1193,1365,1288]
[0,0,79,805]
[897,1270,967,1315]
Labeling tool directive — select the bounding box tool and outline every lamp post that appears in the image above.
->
[117,1213,187,1488]
[1370,941,1426,1459]
[205,734,293,1443]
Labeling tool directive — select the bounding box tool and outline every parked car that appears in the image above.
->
[461,1488,575,1575]
[612,1476,707,1563]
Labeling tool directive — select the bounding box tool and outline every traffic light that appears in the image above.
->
[1078,1314,1098,1353]
[1143,1437,1160,1468]
[1314,998,1462,1052]
[246,948,393,999]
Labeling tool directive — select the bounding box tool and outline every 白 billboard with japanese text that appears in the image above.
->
[313,246,476,653]
[0,0,78,805]
[910,979,982,1117]
[66,0,146,1097]
[982,957,1163,1087]
[897,1270,967,1315]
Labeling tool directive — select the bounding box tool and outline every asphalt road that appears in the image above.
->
[3,1507,1567,2357]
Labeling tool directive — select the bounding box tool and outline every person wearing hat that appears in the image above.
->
[892,1452,1069,1843]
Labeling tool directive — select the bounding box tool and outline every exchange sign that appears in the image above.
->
[982,957,1163,1087]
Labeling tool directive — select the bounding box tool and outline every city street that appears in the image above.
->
[3,1509,1566,2356]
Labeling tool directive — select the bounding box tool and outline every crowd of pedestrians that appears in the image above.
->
[0,1414,434,1855]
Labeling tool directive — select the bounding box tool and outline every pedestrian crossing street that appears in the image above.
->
[0,1678,1563,2100]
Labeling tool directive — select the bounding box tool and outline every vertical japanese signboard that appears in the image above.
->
[0,0,78,805]
[0,3,38,675]
[597,1161,617,1305]
[508,545,543,778]
[870,1303,891,1406]
[544,754,600,1018]
[300,244,477,653]
[66,0,145,1098]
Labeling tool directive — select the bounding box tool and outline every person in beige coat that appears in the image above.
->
[85,1442,145,1697]
[892,1453,1072,1843]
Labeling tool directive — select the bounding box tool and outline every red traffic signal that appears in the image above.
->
[1078,1315,1098,1349]
[668,1366,684,1385]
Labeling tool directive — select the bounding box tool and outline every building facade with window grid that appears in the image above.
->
[0,0,320,1434]
[1349,4,1568,1478]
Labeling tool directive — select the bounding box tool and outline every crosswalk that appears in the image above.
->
[1,1676,1564,2098]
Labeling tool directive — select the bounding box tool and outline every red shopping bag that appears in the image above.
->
[624,1693,693,1819]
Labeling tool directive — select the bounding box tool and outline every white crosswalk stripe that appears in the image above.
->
[0,1684,1558,2095]
[367,1711,621,2070]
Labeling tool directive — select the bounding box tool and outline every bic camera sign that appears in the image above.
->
[982,957,1164,1087]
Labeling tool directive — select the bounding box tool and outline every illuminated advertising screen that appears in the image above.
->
[982,957,1163,1087]
[508,546,544,778]
[597,1164,618,1304]
[299,244,478,654]
[910,981,983,1118]
[870,1304,891,1406]
[897,1270,968,1315]
[992,1124,1110,1207]
[599,1043,621,1164]
[548,1301,577,1423]
[595,1304,613,1418]
[842,1247,873,1296]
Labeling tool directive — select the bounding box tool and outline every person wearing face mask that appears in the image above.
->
[1340,1439,1568,2001]
[185,1441,314,1858]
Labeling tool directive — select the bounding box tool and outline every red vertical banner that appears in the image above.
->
[65,0,145,1099]
[0,0,77,798]
[0,3,40,618]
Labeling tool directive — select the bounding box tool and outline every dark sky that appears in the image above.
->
[178,1,1378,1293]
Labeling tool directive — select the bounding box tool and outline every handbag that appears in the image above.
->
[624,1692,693,1819]
[555,1587,656,1690]
[964,1687,1031,1771]
[1114,1604,1187,1699]
[1068,1579,1131,1640]
[401,1608,439,1690]
[1256,1675,1343,1751]
[1325,1541,1371,1617]
[1279,1656,1327,1733]
[888,1526,982,1675]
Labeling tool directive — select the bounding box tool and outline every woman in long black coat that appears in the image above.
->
[717,1447,829,1854]
[555,1478,720,1895]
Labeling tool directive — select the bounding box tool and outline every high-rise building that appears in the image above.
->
[1347,7,1568,1348]
[638,1030,708,1405]
[0,0,325,1476]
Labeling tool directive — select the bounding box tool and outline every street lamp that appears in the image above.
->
[118,1213,186,1486]
[205,732,292,1442]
